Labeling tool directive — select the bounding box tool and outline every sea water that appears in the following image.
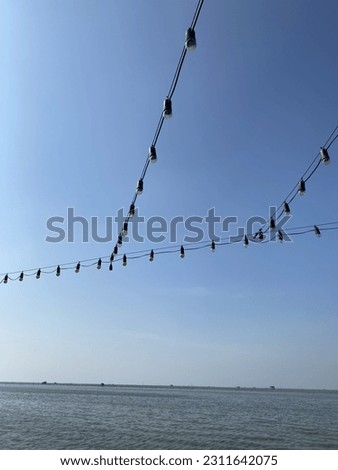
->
[0,383,337,449]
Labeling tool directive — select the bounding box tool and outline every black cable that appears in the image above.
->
[288,229,316,236]
[191,0,205,30]
[327,133,338,150]
[167,0,205,101]
[323,125,338,148]
[285,221,338,230]
[151,115,165,148]
[320,226,338,232]
[304,159,322,183]
[260,124,338,233]
[3,0,337,285]
[2,222,338,281]
[111,0,205,259]
[168,49,187,99]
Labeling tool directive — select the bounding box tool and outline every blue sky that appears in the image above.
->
[0,0,337,389]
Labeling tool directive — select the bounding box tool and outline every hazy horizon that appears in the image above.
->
[1,381,338,392]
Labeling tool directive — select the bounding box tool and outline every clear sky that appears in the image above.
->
[0,0,337,389]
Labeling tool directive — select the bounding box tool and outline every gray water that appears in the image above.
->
[0,383,337,449]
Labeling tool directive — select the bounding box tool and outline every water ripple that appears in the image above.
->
[0,384,337,449]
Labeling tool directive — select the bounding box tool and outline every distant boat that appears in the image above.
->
[270,385,275,390]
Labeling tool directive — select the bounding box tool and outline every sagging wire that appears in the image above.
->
[2,221,337,284]
[111,0,205,261]
[259,125,337,234]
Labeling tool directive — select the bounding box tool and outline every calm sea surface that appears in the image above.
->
[0,383,337,449]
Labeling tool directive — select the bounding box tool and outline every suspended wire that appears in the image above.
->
[280,127,336,213]
[168,49,187,99]
[151,115,165,148]
[321,226,338,232]
[2,221,338,283]
[281,221,338,230]
[1,0,204,280]
[327,133,338,150]
[287,228,316,236]
[323,125,338,148]
[191,0,205,29]
[165,0,204,99]
[2,0,336,285]
[259,125,338,233]
[112,0,205,257]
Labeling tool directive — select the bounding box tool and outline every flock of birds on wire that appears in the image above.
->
[2,0,337,284]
